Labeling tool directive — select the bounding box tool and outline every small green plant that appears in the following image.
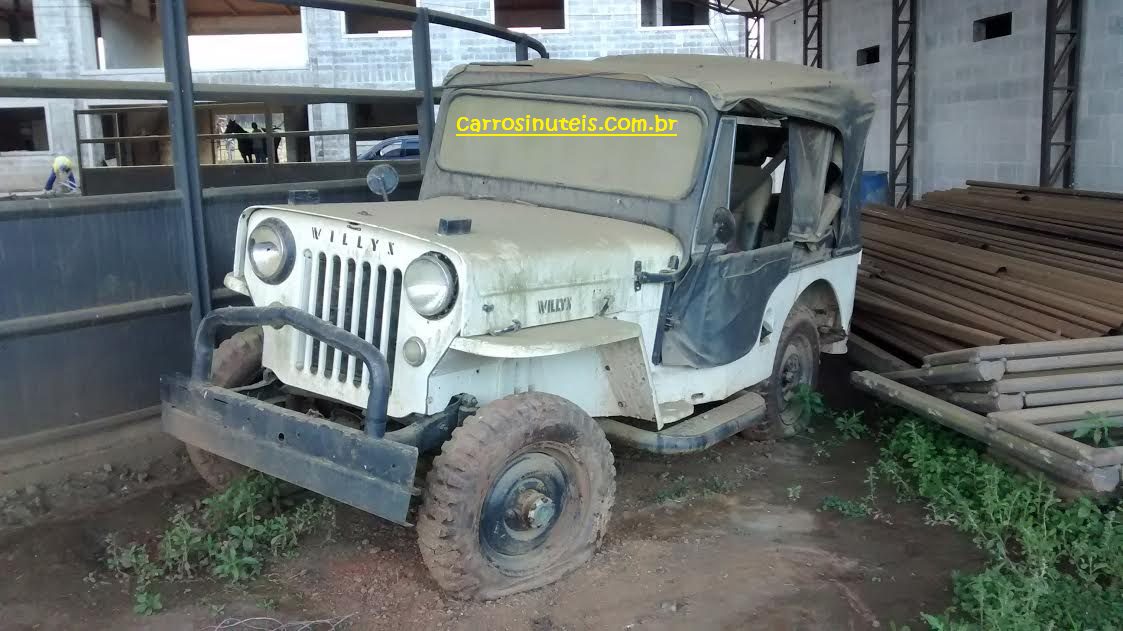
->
[833,410,868,440]
[653,475,692,503]
[789,384,828,428]
[257,597,278,611]
[818,495,872,518]
[1072,413,1117,447]
[105,473,334,615]
[786,485,802,501]
[702,474,737,496]
[816,467,885,521]
[133,591,163,615]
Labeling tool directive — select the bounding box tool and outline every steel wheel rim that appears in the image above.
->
[480,449,572,569]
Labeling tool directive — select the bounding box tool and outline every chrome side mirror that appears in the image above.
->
[366,164,400,202]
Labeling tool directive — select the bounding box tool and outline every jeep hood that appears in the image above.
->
[269,196,683,335]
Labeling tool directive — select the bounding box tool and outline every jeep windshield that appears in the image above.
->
[436,92,706,201]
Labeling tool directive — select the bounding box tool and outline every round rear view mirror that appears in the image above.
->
[712,206,736,243]
[366,164,400,201]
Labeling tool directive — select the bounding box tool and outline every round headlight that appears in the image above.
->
[404,252,457,318]
[248,218,295,284]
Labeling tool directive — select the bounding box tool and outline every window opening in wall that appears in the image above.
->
[0,107,49,152]
[640,0,708,27]
[0,0,37,42]
[495,0,565,30]
[974,12,1012,41]
[353,101,418,160]
[856,45,879,66]
[346,0,415,34]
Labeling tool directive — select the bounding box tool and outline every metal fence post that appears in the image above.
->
[160,0,211,330]
[412,7,435,169]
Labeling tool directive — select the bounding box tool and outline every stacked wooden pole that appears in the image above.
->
[852,338,1123,493]
[854,182,1123,362]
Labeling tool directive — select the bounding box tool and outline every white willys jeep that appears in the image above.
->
[162,54,874,599]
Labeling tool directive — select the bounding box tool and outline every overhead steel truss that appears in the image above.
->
[889,0,917,207]
[802,0,822,67]
[690,0,791,59]
[1040,0,1082,188]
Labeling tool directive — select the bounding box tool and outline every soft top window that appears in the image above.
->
[436,92,706,201]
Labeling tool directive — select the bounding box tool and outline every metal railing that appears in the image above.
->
[0,0,548,449]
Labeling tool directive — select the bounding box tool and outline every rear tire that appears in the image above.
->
[742,306,820,440]
[185,327,264,489]
[417,393,615,600]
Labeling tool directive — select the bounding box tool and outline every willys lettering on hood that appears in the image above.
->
[272,196,682,336]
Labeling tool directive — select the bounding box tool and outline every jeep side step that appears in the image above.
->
[598,391,767,455]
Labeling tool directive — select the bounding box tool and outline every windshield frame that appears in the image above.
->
[434,89,709,201]
[421,76,721,252]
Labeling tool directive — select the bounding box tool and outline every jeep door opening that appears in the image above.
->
[161,54,874,599]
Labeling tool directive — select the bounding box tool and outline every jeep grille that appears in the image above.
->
[295,251,403,389]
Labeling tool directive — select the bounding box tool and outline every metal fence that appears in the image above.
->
[0,0,546,457]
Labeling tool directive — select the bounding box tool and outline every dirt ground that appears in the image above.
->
[0,360,985,630]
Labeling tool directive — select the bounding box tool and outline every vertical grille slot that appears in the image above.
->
[385,270,403,381]
[321,255,341,378]
[295,246,404,395]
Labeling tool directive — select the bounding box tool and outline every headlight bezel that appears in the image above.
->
[404,252,458,319]
[247,218,296,285]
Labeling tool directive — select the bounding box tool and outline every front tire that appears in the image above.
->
[185,327,263,489]
[417,393,615,600]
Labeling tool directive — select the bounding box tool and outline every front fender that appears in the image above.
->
[430,318,659,421]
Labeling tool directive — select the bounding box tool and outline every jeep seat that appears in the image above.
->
[729,164,773,251]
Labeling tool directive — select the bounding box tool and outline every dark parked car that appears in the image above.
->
[359,135,421,160]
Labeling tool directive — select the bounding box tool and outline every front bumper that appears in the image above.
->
[162,306,422,524]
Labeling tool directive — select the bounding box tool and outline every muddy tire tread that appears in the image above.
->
[185,327,263,489]
[417,392,615,600]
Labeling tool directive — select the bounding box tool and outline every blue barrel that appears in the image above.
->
[860,171,890,206]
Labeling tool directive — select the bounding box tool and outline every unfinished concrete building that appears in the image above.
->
[0,0,748,192]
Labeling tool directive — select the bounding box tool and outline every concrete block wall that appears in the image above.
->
[303,0,747,159]
[767,0,1123,195]
[825,0,892,173]
[1075,0,1123,193]
[914,0,1046,194]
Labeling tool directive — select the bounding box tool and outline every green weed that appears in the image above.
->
[653,475,692,503]
[834,410,869,440]
[878,418,1123,630]
[819,495,872,518]
[1072,413,1118,447]
[105,473,334,615]
[701,474,737,496]
[789,384,828,427]
[786,485,802,502]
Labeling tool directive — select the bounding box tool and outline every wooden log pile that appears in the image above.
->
[854,181,1123,362]
[852,338,1123,493]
